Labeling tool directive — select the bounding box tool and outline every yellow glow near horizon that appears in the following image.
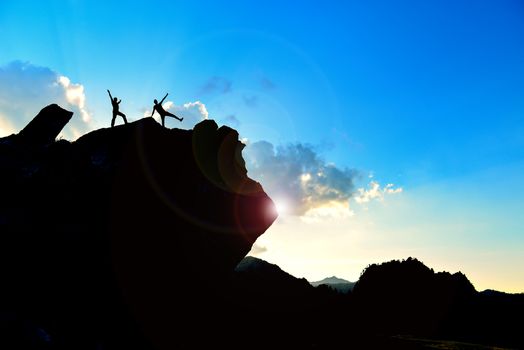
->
[251,184,524,294]
[0,114,15,137]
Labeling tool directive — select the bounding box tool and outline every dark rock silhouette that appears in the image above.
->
[0,104,277,349]
[18,104,73,145]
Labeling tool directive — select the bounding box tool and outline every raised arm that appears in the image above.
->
[107,89,113,101]
[159,93,168,104]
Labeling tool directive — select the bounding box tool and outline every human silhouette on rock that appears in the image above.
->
[150,93,183,127]
[107,90,128,127]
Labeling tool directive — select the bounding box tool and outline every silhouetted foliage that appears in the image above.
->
[352,258,475,336]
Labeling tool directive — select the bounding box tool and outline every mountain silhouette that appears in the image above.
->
[230,256,524,349]
[310,276,355,293]
[227,256,349,348]
[233,256,314,301]
[0,104,277,349]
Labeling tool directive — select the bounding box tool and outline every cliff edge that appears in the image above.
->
[0,104,277,349]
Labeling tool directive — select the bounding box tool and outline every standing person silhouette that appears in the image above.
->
[150,93,183,127]
[107,90,128,127]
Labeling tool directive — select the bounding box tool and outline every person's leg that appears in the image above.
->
[118,111,128,124]
[165,111,183,121]
[161,115,165,127]
[111,113,116,127]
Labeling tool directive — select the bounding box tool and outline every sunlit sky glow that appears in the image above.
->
[1,0,523,292]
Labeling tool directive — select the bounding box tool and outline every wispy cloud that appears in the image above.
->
[199,76,232,95]
[0,61,92,139]
[249,243,268,255]
[259,76,276,90]
[244,141,359,216]
[354,181,403,205]
[242,94,258,107]
[222,114,240,127]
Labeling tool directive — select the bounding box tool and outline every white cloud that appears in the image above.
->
[162,101,174,110]
[199,76,232,94]
[354,180,403,205]
[243,141,359,216]
[301,201,355,223]
[244,141,403,219]
[0,61,92,139]
[248,243,268,255]
[180,101,208,119]
[57,76,90,122]
[385,183,403,194]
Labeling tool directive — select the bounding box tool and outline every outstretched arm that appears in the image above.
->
[159,93,168,104]
[150,106,156,117]
[107,89,113,101]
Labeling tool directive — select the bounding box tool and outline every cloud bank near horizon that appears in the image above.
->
[244,141,359,216]
[244,140,403,218]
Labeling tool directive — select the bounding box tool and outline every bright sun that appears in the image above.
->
[274,199,288,215]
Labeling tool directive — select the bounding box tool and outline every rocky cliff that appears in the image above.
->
[0,104,277,349]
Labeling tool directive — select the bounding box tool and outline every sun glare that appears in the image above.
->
[274,199,288,215]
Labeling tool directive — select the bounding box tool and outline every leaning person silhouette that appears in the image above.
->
[107,89,128,127]
[150,93,183,127]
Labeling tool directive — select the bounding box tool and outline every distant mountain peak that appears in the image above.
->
[310,276,355,293]
[311,276,352,285]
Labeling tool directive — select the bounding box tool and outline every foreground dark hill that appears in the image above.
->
[226,256,349,348]
[0,104,277,349]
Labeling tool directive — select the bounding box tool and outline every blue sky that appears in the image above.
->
[1,0,523,291]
